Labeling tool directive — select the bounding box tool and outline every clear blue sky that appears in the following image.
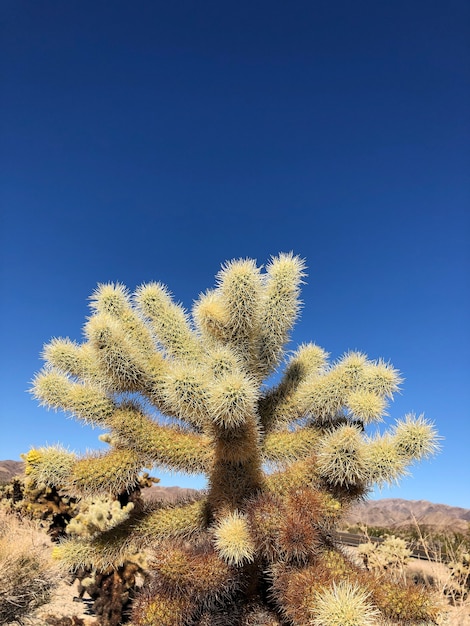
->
[1,1,469,508]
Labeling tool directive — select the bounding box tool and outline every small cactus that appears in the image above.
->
[358,535,412,578]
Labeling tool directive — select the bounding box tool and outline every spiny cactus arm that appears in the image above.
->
[161,362,211,430]
[85,313,166,394]
[345,389,387,424]
[134,282,203,362]
[211,418,260,465]
[22,446,77,486]
[41,331,170,419]
[360,359,403,399]
[205,344,244,379]
[192,289,228,345]
[310,581,381,626]
[316,424,369,488]
[216,258,263,333]
[53,499,208,569]
[264,352,400,430]
[317,414,440,492]
[89,282,158,355]
[261,427,320,466]
[260,368,346,429]
[203,366,263,514]
[392,413,441,461]
[23,446,143,496]
[42,338,102,384]
[208,454,264,514]
[367,578,442,623]
[207,370,259,429]
[139,542,239,617]
[66,496,135,538]
[319,356,388,424]
[137,499,208,541]
[271,415,439,494]
[31,367,115,425]
[257,253,306,378]
[66,448,144,496]
[61,357,212,433]
[212,258,264,375]
[258,343,329,432]
[158,353,259,432]
[363,433,409,487]
[132,590,197,626]
[265,456,321,497]
[109,406,212,474]
[272,551,440,626]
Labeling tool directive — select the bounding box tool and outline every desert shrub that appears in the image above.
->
[358,535,411,581]
[0,508,61,624]
[444,551,470,604]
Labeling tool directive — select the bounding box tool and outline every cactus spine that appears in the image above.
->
[31,253,441,625]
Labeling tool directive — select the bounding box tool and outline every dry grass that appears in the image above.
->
[406,516,470,626]
[0,509,61,625]
[406,556,470,625]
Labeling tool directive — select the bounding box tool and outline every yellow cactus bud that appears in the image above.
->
[22,448,43,474]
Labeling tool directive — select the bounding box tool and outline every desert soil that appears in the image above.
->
[29,577,97,626]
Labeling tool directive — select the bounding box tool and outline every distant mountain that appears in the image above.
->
[344,498,470,534]
[0,460,24,483]
[141,485,201,503]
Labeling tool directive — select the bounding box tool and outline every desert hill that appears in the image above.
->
[344,498,470,534]
[141,485,200,503]
[0,459,24,483]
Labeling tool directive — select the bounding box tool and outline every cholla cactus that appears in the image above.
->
[30,253,441,624]
[358,535,412,581]
[65,496,135,538]
[446,551,470,602]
